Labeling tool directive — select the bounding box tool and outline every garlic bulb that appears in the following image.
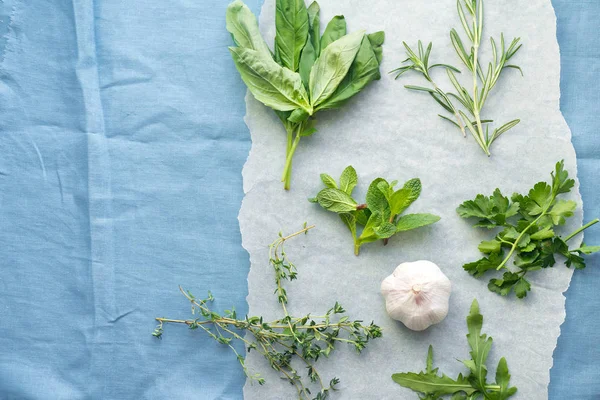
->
[380,260,451,331]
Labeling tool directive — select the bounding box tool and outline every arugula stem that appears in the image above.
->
[564,218,600,242]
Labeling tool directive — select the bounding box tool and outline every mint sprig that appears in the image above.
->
[392,299,517,400]
[457,160,600,298]
[310,166,440,255]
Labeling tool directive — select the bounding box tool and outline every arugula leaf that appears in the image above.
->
[392,300,517,399]
[312,166,439,255]
[316,188,357,212]
[309,30,365,107]
[320,15,346,50]
[457,160,599,298]
[229,47,311,112]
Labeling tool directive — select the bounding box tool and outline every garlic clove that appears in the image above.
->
[381,260,451,331]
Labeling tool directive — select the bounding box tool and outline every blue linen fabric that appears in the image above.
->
[0,1,597,399]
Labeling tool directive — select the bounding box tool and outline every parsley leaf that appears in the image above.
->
[457,160,599,298]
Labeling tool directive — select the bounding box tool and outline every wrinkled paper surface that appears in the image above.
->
[239,0,581,398]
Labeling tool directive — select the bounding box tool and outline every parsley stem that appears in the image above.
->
[496,212,547,271]
[564,218,600,242]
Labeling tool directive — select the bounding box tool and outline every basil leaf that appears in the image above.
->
[229,47,311,112]
[316,188,357,213]
[320,15,346,51]
[226,1,272,58]
[275,0,309,72]
[317,33,384,110]
[309,30,364,108]
[299,38,316,88]
[368,31,385,64]
[307,1,321,56]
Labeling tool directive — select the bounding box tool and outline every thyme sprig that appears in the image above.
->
[394,0,523,156]
[154,225,382,400]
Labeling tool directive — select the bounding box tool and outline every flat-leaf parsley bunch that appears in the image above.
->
[227,0,385,189]
[457,160,599,298]
[154,225,382,400]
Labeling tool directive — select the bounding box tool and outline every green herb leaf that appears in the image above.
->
[316,188,357,212]
[366,178,391,219]
[307,1,321,56]
[392,299,516,399]
[309,30,365,108]
[312,167,438,254]
[320,15,346,51]
[478,239,501,254]
[274,0,309,72]
[339,165,358,195]
[318,33,384,110]
[396,214,441,232]
[226,1,272,57]
[458,160,599,298]
[320,173,338,189]
[229,47,311,112]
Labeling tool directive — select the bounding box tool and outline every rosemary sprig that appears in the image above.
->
[154,224,382,400]
[394,0,523,156]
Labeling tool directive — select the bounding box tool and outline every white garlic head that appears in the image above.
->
[380,260,451,331]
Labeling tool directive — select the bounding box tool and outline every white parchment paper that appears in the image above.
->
[239,1,582,398]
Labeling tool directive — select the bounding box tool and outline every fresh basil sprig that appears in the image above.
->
[392,299,517,400]
[226,1,385,189]
[310,166,440,255]
[457,160,600,298]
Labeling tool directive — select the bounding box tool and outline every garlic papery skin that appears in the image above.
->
[381,260,451,331]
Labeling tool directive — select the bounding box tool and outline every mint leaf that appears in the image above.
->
[396,214,440,232]
[316,188,356,212]
[320,173,338,188]
[366,178,391,220]
[339,166,358,195]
